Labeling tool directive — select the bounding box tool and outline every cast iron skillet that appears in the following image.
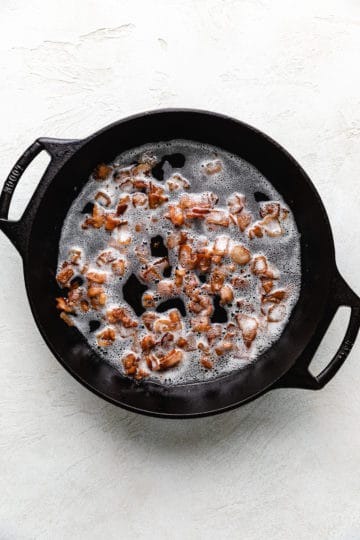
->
[0,109,359,418]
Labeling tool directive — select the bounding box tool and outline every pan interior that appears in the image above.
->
[24,111,334,416]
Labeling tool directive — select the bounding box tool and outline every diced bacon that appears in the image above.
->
[93,164,112,181]
[106,307,138,328]
[236,212,252,232]
[111,258,126,276]
[230,244,251,265]
[96,251,117,267]
[86,271,107,284]
[202,159,222,175]
[267,303,286,322]
[213,235,230,256]
[95,191,111,207]
[227,193,246,214]
[56,267,74,287]
[236,314,259,348]
[132,192,148,207]
[205,210,230,227]
[220,285,234,305]
[97,327,116,346]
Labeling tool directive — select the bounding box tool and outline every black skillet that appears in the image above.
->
[0,109,359,418]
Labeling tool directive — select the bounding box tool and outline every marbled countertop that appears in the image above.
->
[0,1,359,538]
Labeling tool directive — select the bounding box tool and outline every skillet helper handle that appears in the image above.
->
[0,137,79,255]
[278,271,360,390]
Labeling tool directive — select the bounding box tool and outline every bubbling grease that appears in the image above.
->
[57,140,301,384]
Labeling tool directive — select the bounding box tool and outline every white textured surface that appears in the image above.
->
[0,1,359,539]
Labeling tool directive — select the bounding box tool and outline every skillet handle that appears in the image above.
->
[276,270,360,390]
[0,137,80,255]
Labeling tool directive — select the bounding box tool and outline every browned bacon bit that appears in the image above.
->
[142,292,156,308]
[159,349,183,370]
[141,334,156,351]
[262,289,286,304]
[69,249,82,265]
[106,307,138,328]
[96,251,117,267]
[122,352,139,375]
[157,280,175,297]
[231,275,249,289]
[164,204,185,226]
[169,309,182,329]
[140,265,162,283]
[191,315,211,332]
[188,290,213,316]
[97,327,116,347]
[281,208,289,220]
[59,312,74,326]
[68,286,82,304]
[236,212,252,232]
[179,243,197,269]
[227,193,245,214]
[215,337,234,356]
[104,214,127,232]
[236,314,259,348]
[160,332,175,348]
[153,257,170,272]
[236,298,255,312]
[230,244,251,265]
[166,174,191,192]
[261,279,273,294]
[86,271,107,284]
[197,341,210,353]
[56,297,74,313]
[134,223,142,232]
[205,210,230,228]
[95,191,112,207]
[179,192,218,210]
[132,162,152,176]
[203,159,222,175]
[80,300,90,312]
[132,192,148,207]
[82,203,105,229]
[220,285,234,305]
[206,323,222,345]
[248,223,263,239]
[142,312,158,331]
[250,255,268,276]
[174,268,186,287]
[111,258,126,276]
[148,182,168,209]
[176,336,188,349]
[267,303,286,322]
[115,201,128,216]
[210,267,226,293]
[93,163,112,181]
[56,267,74,287]
[201,356,213,369]
[259,202,280,219]
[183,272,200,297]
[261,215,283,238]
[134,245,150,264]
[213,235,230,256]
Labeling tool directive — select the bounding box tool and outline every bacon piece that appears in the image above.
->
[122,352,139,376]
[205,210,230,227]
[141,312,157,332]
[82,203,105,229]
[56,297,74,313]
[95,191,111,207]
[96,251,117,267]
[59,312,74,326]
[236,314,259,348]
[104,214,128,232]
[227,193,246,214]
[142,292,156,308]
[201,356,213,369]
[191,315,211,332]
[213,235,230,256]
[206,323,222,345]
[141,334,156,351]
[164,204,185,226]
[202,159,222,175]
[148,182,168,209]
[93,164,112,181]
[230,244,251,265]
[174,268,186,287]
[219,285,234,305]
[111,258,126,276]
[132,192,148,207]
[210,267,226,293]
[259,202,280,219]
[69,249,82,265]
[262,290,286,304]
[157,280,175,297]
[56,267,74,287]
[97,327,116,346]
[236,212,252,232]
[86,271,107,284]
[106,307,138,328]
[267,303,286,322]
[179,243,197,270]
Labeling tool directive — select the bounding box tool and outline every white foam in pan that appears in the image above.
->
[57,140,301,384]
